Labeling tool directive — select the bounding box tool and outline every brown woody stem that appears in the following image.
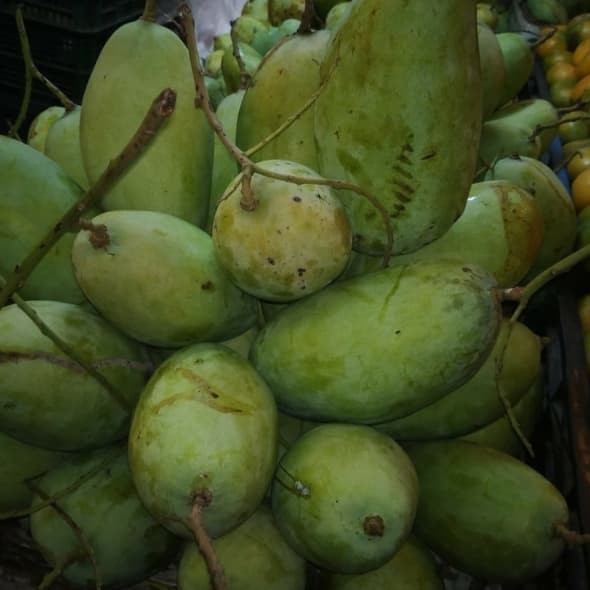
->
[142,0,158,22]
[230,24,251,90]
[78,219,111,250]
[555,522,590,545]
[298,0,316,34]
[187,491,226,590]
[9,5,33,138]
[0,88,176,310]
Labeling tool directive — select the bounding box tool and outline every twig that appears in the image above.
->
[9,5,33,138]
[298,0,316,34]
[555,523,590,546]
[0,447,120,521]
[39,552,84,590]
[186,491,226,590]
[0,88,176,310]
[0,274,131,411]
[558,99,590,114]
[179,2,394,264]
[32,65,76,112]
[142,0,158,22]
[554,149,581,174]
[230,24,251,90]
[531,26,559,49]
[29,480,102,590]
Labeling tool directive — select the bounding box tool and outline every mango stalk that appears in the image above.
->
[9,6,33,137]
[0,88,176,310]
[230,24,252,89]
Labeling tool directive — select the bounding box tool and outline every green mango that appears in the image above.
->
[567,13,590,47]
[177,505,306,590]
[80,18,213,226]
[71,210,258,348]
[325,537,443,590]
[360,180,545,288]
[314,0,482,255]
[576,206,590,272]
[232,14,270,45]
[205,48,225,77]
[272,424,418,574]
[44,106,89,190]
[205,75,227,111]
[30,447,179,588]
[478,23,505,119]
[325,2,353,32]
[408,441,569,583]
[128,344,278,539]
[484,156,576,277]
[0,430,67,512]
[222,42,263,93]
[315,0,350,20]
[251,260,500,423]
[526,0,568,24]
[496,33,534,107]
[0,301,149,451]
[377,320,541,440]
[278,18,301,36]
[214,33,233,51]
[237,30,330,170]
[477,2,498,29]
[268,0,305,25]
[0,135,87,304]
[27,106,65,153]
[242,0,271,23]
[251,25,282,54]
[207,90,244,230]
[459,374,543,456]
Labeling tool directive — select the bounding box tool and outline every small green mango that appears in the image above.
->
[408,440,569,583]
[45,106,89,190]
[0,430,67,513]
[237,30,330,170]
[459,374,543,456]
[129,344,278,539]
[178,505,306,590]
[0,136,88,304]
[325,537,443,590]
[81,19,213,225]
[251,25,282,54]
[212,160,352,302]
[485,156,576,277]
[242,0,271,23]
[222,42,263,93]
[205,49,225,77]
[496,33,534,107]
[0,301,149,451]
[251,260,500,423]
[232,14,270,45]
[272,424,418,574]
[214,33,233,51]
[205,75,227,110]
[30,447,179,588]
[377,319,541,440]
[71,210,258,347]
[315,0,350,20]
[268,0,305,25]
[526,0,568,24]
[27,106,65,153]
[325,2,353,32]
[478,23,505,119]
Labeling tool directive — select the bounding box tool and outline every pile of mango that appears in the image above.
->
[0,0,587,589]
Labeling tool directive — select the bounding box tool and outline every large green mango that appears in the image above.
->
[178,505,306,590]
[30,447,179,588]
[314,0,482,254]
[237,30,329,170]
[376,320,541,440]
[71,210,258,348]
[0,301,149,451]
[251,260,501,423]
[325,537,443,590]
[478,23,505,119]
[0,136,89,303]
[80,18,213,226]
[496,32,534,107]
[408,441,569,583]
[485,156,576,277]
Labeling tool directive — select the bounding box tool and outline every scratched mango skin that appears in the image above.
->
[128,344,278,539]
[314,0,482,254]
[250,260,501,423]
[0,301,149,451]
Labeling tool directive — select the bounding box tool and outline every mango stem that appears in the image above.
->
[142,0,157,22]
[0,88,176,311]
[555,523,590,546]
[187,490,227,590]
[230,23,251,90]
[78,219,111,250]
[9,5,33,138]
[39,551,84,590]
[298,0,316,34]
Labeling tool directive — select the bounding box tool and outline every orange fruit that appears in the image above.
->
[578,52,590,78]
[559,110,590,143]
[574,38,590,64]
[572,75,590,101]
[546,61,578,84]
[537,27,568,58]
[551,80,576,107]
[567,146,590,179]
[572,167,590,211]
[543,50,573,70]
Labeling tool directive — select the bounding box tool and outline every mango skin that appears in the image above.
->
[236,30,330,171]
[81,20,213,226]
[408,441,568,583]
[251,260,500,423]
[272,424,419,574]
[459,374,543,456]
[222,42,263,94]
[0,135,87,304]
[478,23,505,119]
[177,505,306,590]
[30,447,179,588]
[485,156,576,277]
[371,180,544,288]
[212,160,352,302]
[45,106,89,190]
[0,430,67,512]
[325,2,352,32]
[71,210,258,348]
[325,537,443,590]
[268,0,304,25]
[0,301,149,451]
[377,320,541,440]
[129,344,278,539]
[314,0,482,254]
[27,106,65,153]
[496,32,534,107]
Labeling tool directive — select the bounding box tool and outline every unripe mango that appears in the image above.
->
[478,23,505,118]
[27,106,65,153]
[268,0,304,25]
[251,260,500,423]
[496,32,534,107]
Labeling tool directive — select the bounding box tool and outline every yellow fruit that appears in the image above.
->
[566,145,590,179]
[572,167,590,211]
[578,294,590,333]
